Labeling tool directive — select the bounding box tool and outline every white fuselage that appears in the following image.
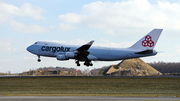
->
[27,41,157,61]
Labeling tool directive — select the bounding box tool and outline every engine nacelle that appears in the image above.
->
[65,52,76,58]
[56,55,68,60]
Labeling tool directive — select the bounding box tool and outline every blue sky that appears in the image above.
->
[0,0,180,73]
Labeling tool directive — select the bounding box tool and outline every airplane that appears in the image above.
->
[27,29,163,67]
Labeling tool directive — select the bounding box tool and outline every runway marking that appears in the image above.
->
[0,96,180,101]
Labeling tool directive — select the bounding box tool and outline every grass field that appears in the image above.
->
[0,76,180,97]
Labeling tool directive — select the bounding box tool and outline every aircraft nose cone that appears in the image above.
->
[27,45,33,53]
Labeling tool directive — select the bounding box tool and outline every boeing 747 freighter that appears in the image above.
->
[27,29,163,66]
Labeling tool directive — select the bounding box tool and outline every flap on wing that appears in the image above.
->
[135,50,153,54]
[76,40,94,51]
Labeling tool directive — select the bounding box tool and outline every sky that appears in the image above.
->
[0,0,180,73]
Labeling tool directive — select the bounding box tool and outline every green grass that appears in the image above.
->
[0,77,180,97]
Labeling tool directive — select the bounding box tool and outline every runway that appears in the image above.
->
[1,75,180,78]
[0,96,179,101]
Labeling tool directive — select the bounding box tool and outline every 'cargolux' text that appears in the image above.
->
[41,46,70,53]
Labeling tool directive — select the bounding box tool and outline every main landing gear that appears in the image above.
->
[75,60,80,66]
[75,60,93,67]
[84,61,93,66]
[37,55,41,62]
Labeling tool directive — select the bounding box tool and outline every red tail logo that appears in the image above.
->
[142,35,154,47]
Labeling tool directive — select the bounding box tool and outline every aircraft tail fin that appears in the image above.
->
[129,29,163,50]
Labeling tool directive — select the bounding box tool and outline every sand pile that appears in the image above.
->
[105,58,162,76]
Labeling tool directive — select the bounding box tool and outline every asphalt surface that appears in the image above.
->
[1,76,180,78]
[0,96,180,101]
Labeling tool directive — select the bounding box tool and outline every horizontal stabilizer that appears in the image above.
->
[135,50,153,54]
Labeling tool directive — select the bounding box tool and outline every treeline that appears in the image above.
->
[148,61,180,73]
[36,66,76,72]
[19,66,83,76]
[90,66,109,76]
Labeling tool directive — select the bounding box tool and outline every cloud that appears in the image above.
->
[0,2,19,23]
[58,0,180,34]
[46,39,87,46]
[10,21,48,33]
[20,3,45,20]
[59,23,76,31]
[0,41,16,52]
[96,38,133,48]
[0,2,45,23]
[59,13,82,23]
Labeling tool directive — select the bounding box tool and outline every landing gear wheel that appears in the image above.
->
[37,55,41,62]
[84,62,89,67]
[37,59,41,62]
[89,63,93,66]
[75,60,80,66]
[77,64,80,66]
[84,61,93,67]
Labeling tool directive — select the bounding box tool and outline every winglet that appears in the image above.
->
[86,40,94,45]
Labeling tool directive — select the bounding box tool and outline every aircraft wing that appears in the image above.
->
[75,40,94,61]
[76,40,94,52]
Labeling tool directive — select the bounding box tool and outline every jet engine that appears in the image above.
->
[56,52,76,60]
[65,52,76,58]
[56,55,68,60]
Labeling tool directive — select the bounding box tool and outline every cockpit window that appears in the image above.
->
[34,42,37,44]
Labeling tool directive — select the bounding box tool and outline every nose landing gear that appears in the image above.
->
[37,55,41,62]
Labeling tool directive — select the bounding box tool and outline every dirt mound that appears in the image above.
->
[105,58,162,76]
